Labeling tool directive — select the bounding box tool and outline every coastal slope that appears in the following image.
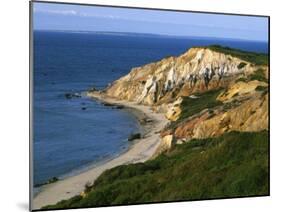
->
[91,45,268,154]
[40,45,269,209]
[103,46,267,105]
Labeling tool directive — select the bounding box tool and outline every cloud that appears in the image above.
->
[34,8,121,19]
[33,8,266,34]
[80,12,120,19]
[34,8,78,16]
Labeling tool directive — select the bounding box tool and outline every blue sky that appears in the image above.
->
[33,2,268,41]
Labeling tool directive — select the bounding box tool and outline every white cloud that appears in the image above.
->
[34,8,261,32]
[80,12,120,19]
[34,8,78,16]
[34,8,121,20]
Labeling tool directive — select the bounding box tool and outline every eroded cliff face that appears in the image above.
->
[166,90,268,139]
[88,46,269,155]
[103,47,256,106]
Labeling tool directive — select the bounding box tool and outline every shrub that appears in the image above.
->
[179,88,224,120]
[206,45,268,66]
[43,131,269,209]
[249,68,267,82]
[237,62,247,69]
[255,85,268,92]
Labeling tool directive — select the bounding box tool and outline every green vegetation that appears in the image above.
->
[166,88,223,130]
[255,85,268,92]
[179,89,223,120]
[206,45,268,65]
[249,68,267,82]
[43,131,269,209]
[235,68,268,83]
[235,77,248,83]
[255,85,269,97]
[237,62,247,69]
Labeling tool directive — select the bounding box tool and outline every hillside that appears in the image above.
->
[90,45,269,154]
[43,46,269,209]
[102,45,267,106]
[43,131,269,209]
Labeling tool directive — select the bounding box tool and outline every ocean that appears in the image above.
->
[33,30,268,187]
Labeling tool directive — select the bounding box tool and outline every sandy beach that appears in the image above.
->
[33,92,168,209]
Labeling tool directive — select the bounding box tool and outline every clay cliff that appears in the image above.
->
[104,47,259,104]
[88,45,269,154]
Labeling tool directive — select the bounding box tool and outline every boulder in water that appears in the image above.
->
[65,92,81,99]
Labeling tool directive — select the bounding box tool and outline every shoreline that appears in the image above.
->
[33,92,168,209]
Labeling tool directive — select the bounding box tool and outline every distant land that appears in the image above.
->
[34,30,268,42]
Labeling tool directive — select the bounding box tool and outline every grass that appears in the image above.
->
[179,89,223,120]
[235,77,248,83]
[235,68,268,83]
[249,68,268,82]
[43,131,269,209]
[165,88,224,130]
[237,62,247,69]
[205,45,268,66]
[255,85,268,92]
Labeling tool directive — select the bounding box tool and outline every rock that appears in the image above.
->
[80,191,87,198]
[165,97,183,121]
[145,118,153,123]
[189,95,199,99]
[74,93,81,97]
[217,80,268,102]
[102,102,124,109]
[162,134,175,149]
[154,134,175,156]
[103,102,115,107]
[65,93,72,99]
[89,87,97,92]
[65,92,81,99]
[162,91,268,142]
[92,46,268,147]
[176,139,184,145]
[48,177,59,184]
[115,105,124,109]
[34,176,59,187]
[103,47,255,106]
[140,118,153,124]
[128,133,141,141]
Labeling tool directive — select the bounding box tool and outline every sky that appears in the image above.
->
[33,2,268,41]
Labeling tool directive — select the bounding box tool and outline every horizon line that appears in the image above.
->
[33,29,268,43]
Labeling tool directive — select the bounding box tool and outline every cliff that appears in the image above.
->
[88,45,269,154]
[103,46,265,105]
[45,45,269,209]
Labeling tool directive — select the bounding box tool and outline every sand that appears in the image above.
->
[32,92,168,209]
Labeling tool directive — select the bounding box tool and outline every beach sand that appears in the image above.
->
[32,92,168,209]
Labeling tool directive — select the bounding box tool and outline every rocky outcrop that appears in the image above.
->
[217,80,268,102]
[177,93,268,140]
[162,80,268,142]
[164,97,182,121]
[153,134,175,156]
[128,133,141,141]
[102,47,256,107]
[88,45,268,154]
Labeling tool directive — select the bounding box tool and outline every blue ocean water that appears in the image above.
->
[33,31,268,186]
